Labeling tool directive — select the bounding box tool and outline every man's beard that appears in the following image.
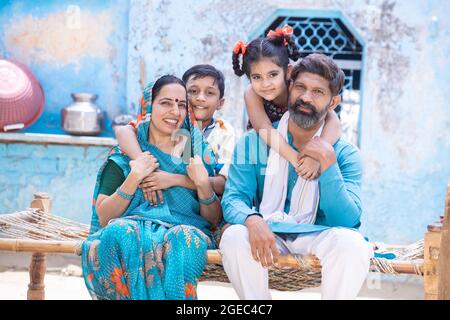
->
[288,99,329,129]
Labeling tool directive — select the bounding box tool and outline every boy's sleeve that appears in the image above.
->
[221,134,259,225]
[217,164,230,178]
[215,120,236,178]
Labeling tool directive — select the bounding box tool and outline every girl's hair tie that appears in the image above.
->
[267,24,294,46]
[233,40,248,55]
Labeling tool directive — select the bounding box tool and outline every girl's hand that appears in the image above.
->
[296,155,320,181]
[298,137,337,172]
[140,170,176,206]
[187,155,210,187]
[129,152,159,183]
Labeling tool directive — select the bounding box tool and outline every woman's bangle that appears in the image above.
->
[199,192,217,205]
[116,187,134,201]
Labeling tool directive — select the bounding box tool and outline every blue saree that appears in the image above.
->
[81,83,218,300]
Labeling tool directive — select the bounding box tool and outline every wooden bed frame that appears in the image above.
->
[1,180,449,300]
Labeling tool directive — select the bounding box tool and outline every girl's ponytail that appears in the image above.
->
[232,41,247,77]
[267,24,300,61]
[286,36,300,61]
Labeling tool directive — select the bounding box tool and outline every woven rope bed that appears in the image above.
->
[1,183,449,299]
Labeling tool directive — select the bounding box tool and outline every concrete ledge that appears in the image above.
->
[0,132,116,147]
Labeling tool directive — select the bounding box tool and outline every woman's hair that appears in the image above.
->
[232,30,300,78]
[150,75,187,103]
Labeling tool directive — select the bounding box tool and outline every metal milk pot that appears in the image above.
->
[61,93,104,135]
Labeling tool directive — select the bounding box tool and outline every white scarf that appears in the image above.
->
[260,112,323,225]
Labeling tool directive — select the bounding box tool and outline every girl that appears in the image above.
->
[232,25,341,179]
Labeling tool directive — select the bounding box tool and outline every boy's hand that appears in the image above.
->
[129,152,159,183]
[140,170,175,206]
[186,155,209,187]
[296,155,320,180]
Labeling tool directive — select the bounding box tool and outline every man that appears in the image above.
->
[220,53,373,300]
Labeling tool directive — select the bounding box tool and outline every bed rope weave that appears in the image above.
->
[0,208,425,291]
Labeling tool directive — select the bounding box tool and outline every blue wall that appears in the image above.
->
[0,0,130,137]
[0,140,111,224]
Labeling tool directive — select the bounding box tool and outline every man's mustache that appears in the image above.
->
[293,99,317,114]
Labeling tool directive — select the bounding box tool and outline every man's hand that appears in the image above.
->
[299,137,337,172]
[245,215,279,268]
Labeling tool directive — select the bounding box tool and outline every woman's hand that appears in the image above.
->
[296,155,320,180]
[129,152,159,183]
[186,155,210,187]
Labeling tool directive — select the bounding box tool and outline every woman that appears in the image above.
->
[81,75,222,300]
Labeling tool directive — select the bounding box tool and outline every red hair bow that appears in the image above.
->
[267,24,294,46]
[233,40,248,55]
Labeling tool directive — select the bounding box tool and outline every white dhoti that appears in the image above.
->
[220,224,374,300]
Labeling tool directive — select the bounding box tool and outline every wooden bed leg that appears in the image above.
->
[26,193,51,300]
[424,221,442,300]
[437,181,450,300]
[27,253,46,300]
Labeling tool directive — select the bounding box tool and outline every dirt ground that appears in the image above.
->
[0,252,424,300]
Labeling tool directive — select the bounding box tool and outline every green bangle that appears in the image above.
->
[116,187,134,201]
[199,192,217,205]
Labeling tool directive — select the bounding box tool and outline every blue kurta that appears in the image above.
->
[221,126,363,234]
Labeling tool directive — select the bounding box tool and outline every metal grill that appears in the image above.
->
[264,16,363,91]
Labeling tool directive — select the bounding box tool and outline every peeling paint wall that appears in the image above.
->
[126,0,450,243]
[0,0,130,136]
[354,0,450,243]
[0,142,110,224]
[4,10,113,68]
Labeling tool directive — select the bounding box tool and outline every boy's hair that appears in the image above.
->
[291,53,345,96]
[232,30,300,78]
[182,64,225,98]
